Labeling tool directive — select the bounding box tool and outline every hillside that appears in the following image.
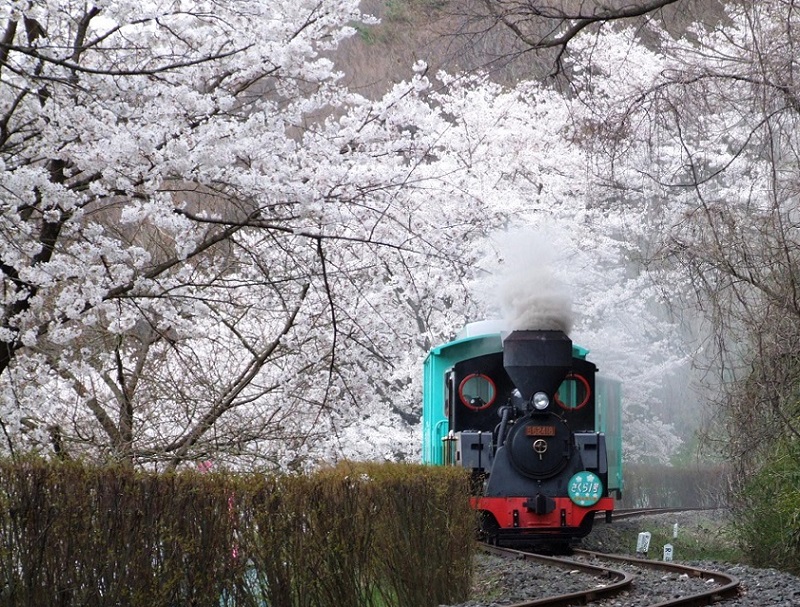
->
[338,0,728,96]
[337,0,547,97]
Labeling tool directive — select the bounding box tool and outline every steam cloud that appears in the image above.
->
[494,228,574,334]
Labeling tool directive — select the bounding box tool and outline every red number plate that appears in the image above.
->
[525,426,556,437]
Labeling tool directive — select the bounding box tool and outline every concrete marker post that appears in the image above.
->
[636,531,651,557]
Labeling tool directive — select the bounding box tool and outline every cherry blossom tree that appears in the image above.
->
[0,0,703,471]
[0,1,503,468]
[526,2,800,468]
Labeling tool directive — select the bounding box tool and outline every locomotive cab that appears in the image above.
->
[422,322,623,544]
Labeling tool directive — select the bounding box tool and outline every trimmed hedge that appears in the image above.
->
[0,459,474,607]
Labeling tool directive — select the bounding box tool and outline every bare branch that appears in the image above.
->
[164,282,310,468]
[482,0,683,49]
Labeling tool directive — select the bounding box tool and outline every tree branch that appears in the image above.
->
[163,282,310,468]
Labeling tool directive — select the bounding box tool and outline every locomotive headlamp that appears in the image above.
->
[532,392,550,410]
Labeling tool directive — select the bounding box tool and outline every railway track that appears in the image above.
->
[479,542,740,607]
[608,507,718,521]
[481,543,634,606]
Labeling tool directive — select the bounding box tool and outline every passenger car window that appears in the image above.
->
[458,373,496,411]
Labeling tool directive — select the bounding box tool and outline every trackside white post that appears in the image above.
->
[636,531,651,557]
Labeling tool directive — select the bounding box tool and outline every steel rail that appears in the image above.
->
[609,507,719,521]
[572,548,741,607]
[475,509,739,605]
[479,543,740,607]
[480,543,634,606]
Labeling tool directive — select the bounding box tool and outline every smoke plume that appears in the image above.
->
[494,228,574,334]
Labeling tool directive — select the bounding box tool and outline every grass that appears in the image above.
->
[586,512,745,563]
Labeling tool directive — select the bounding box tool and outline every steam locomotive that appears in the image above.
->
[422,321,623,544]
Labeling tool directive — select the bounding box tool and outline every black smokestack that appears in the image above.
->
[503,330,572,401]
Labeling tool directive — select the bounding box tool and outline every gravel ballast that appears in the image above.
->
[446,511,800,606]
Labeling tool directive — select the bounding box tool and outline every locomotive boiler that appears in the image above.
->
[422,321,623,544]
